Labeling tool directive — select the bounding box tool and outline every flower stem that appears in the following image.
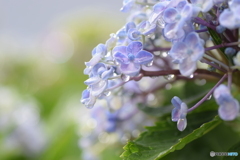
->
[140,69,223,78]
[193,17,216,30]
[203,54,229,71]
[200,58,227,72]
[187,74,227,112]
[205,41,240,51]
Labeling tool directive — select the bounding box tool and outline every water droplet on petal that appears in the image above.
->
[189,74,194,78]
[207,94,212,100]
[157,18,165,28]
[121,74,131,82]
[164,74,175,80]
[115,60,120,65]
[146,60,153,67]
[103,91,111,97]
[161,52,168,57]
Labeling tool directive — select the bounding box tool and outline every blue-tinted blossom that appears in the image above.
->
[190,0,214,13]
[162,1,194,41]
[168,32,204,76]
[81,89,97,109]
[171,96,188,131]
[113,41,154,76]
[213,84,240,121]
[84,44,107,75]
[219,0,240,29]
[84,63,114,96]
[121,0,134,12]
[80,0,240,151]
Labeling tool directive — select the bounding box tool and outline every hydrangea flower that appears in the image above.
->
[168,32,204,76]
[213,84,240,121]
[84,63,114,96]
[84,44,107,75]
[171,96,188,131]
[113,41,154,76]
[190,0,214,14]
[219,0,240,29]
[121,0,134,12]
[81,89,97,109]
[162,1,194,41]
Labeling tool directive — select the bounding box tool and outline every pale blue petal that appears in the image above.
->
[171,96,182,109]
[92,63,106,76]
[191,43,204,61]
[101,67,114,80]
[84,76,101,85]
[219,10,240,29]
[113,46,127,55]
[179,57,197,76]
[92,43,106,56]
[172,107,181,122]
[81,89,97,109]
[128,28,141,41]
[218,99,239,121]
[120,62,141,76]
[184,32,199,47]
[181,4,193,19]
[120,0,134,12]
[169,42,188,63]
[126,22,136,32]
[177,118,187,131]
[85,53,102,67]
[91,80,108,96]
[127,41,143,55]
[114,52,129,64]
[134,50,154,64]
[163,8,179,24]
[213,84,231,100]
[163,22,185,41]
[149,2,168,24]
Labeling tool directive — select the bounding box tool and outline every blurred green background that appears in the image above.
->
[0,1,125,160]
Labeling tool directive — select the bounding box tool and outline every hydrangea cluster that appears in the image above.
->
[81,0,240,137]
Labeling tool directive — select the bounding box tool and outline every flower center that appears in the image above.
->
[128,53,135,61]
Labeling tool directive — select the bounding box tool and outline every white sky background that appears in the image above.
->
[0,0,126,48]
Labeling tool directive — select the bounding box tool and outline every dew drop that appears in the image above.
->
[146,60,153,67]
[157,18,165,28]
[207,94,212,100]
[121,74,131,82]
[189,74,194,78]
[104,91,111,97]
[114,59,119,65]
[164,74,175,80]
[161,51,168,57]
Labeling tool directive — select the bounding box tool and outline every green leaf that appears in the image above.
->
[121,111,221,160]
